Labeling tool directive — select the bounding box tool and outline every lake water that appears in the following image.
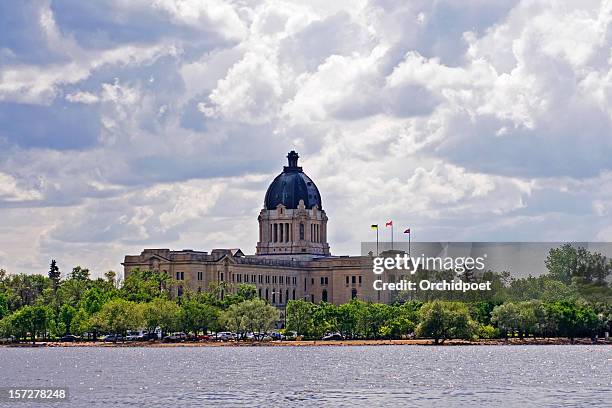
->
[0,345,610,407]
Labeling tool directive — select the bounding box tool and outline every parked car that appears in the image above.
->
[215,332,235,341]
[142,332,158,341]
[322,333,343,341]
[102,334,124,342]
[269,331,285,340]
[197,334,212,341]
[163,332,187,342]
[125,331,143,341]
[60,334,81,342]
[283,331,298,341]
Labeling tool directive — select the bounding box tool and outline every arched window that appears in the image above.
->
[285,289,289,303]
[279,291,283,304]
[265,288,269,301]
[292,289,296,300]
[299,223,304,240]
[322,289,328,302]
[351,289,357,299]
[272,289,276,304]
[258,288,262,298]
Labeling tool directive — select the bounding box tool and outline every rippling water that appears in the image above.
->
[0,345,610,407]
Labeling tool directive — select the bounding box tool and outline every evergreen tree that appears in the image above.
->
[48,259,60,292]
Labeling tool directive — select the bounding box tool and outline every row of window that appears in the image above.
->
[234,274,297,285]
[309,276,362,286]
[258,287,296,304]
[267,222,323,243]
[177,271,299,286]
[346,275,362,285]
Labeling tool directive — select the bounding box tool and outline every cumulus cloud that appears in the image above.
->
[0,172,43,202]
[0,0,611,276]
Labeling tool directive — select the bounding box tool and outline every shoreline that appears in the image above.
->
[3,338,611,348]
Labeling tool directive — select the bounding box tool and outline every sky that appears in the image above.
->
[0,0,611,278]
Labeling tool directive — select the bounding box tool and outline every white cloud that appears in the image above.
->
[66,91,99,104]
[1,0,612,276]
[152,0,248,41]
[0,172,42,202]
[207,49,283,124]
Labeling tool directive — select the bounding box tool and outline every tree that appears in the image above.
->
[220,299,279,340]
[0,292,7,320]
[180,300,220,335]
[244,299,279,336]
[95,299,142,340]
[416,300,475,344]
[545,244,577,284]
[48,260,61,292]
[337,301,360,339]
[311,302,337,339]
[286,300,314,338]
[104,270,117,287]
[58,278,89,308]
[357,303,391,339]
[141,298,180,337]
[69,266,90,281]
[386,302,419,339]
[545,301,599,342]
[220,302,248,339]
[121,269,173,302]
[59,304,77,335]
[79,287,108,316]
[11,305,50,344]
[491,303,520,339]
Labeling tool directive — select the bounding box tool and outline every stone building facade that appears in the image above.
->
[123,151,386,311]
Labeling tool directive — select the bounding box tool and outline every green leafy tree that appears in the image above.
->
[546,244,578,284]
[141,298,180,337]
[180,300,220,335]
[243,298,279,336]
[416,300,475,344]
[79,287,108,316]
[121,268,173,302]
[220,302,248,339]
[104,270,117,287]
[59,304,77,335]
[491,302,520,338]
[95,299,142,340]
[0,292,8,320]
[546,301,598,341]
[286,300,314,338]
[336,300,361,339]
[69,266,90,281]
[311,302,338,338]
[357,303,391,339]
[11,305,51,344]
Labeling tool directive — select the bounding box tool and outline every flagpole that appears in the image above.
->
[376,228,379,256]
[408,230,411,258]
[391,223,394,250]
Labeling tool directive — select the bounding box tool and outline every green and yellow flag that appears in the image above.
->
[370,224,378,230]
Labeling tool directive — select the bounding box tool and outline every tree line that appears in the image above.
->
[0,244,610,343]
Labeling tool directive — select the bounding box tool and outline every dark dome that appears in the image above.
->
[264,151,322,210]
